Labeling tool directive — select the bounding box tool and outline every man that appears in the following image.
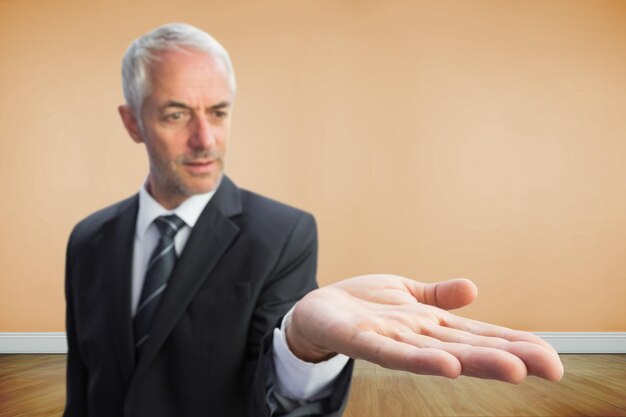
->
[64,23,564,417]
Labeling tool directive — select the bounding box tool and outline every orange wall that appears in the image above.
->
[1,0,625,332]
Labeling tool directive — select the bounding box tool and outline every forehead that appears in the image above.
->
[146,49,232,104]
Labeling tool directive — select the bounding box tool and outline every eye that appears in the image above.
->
[213,110,228,118]
[164,111,189,123]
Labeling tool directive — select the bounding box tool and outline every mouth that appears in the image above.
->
[183,159,216,175]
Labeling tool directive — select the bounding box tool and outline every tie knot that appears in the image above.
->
[154,215,185,239]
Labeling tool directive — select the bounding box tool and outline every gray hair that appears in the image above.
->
[121,22,236,116]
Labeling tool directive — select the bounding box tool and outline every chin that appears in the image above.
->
[183,180,219,196]
[173,169,223,196]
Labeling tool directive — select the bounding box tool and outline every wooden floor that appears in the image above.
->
[0,355,65,417]
[343,355,626,417]
[0,355,624,416]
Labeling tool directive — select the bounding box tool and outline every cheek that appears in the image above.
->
[145,142,179,170]
[148,131,188,160]
[218,137,228,152]
[216,128,230,149]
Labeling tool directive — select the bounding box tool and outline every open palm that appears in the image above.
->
[287,275,563,383]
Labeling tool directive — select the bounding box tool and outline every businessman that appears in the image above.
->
[64,22,564,417]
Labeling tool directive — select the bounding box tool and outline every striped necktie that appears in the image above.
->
[133,214,185,358]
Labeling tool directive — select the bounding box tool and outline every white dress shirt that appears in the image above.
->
[131,180,348,401]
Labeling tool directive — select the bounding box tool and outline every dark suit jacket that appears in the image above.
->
[64,176,353,417]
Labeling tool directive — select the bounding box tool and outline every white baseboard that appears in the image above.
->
[534,332,626,354]
[0,332,67,354]
[0,332,624,354]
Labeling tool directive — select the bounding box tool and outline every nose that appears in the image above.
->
[189,115,215,150]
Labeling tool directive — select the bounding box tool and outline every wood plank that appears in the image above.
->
[0,354,625,416]
[0,354,66,417]
[343,355,626,417]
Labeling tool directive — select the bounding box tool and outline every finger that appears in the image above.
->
[408,278,478,310]
[422,323,564,381]
[348,330,461,378]
[396,332,528,384]
[442,313,559,355]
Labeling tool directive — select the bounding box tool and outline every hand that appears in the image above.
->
[286,275,563,384]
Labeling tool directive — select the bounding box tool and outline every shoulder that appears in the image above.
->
[238,187,316,237]
[68,194,138,248]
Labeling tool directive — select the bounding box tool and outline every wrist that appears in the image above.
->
[284,303,337,363]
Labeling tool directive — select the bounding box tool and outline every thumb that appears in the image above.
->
[411,278,478,310]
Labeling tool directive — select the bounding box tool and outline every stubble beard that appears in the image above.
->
[150,151,224,203]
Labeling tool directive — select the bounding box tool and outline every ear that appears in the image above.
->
[118,105,144,144]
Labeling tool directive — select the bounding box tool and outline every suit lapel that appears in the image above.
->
[100,194,139,386]
[131,176,242,381]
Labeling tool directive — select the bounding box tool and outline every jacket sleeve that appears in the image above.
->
[246,212,354,416]
[63,231,89,417]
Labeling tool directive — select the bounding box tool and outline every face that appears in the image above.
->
[119,49,233,209]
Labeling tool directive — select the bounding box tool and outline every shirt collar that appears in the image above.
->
[136,179,220,241]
